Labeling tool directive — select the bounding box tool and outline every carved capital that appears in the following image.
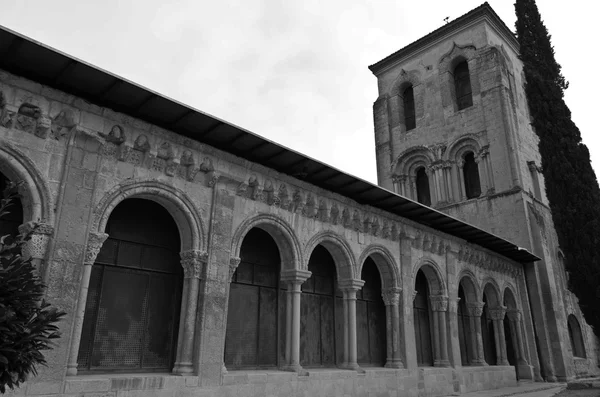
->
[338,279,365,293]
[229,257,241,282]
[18,222,54,260]
[281,269,312,285]
[180,250,207,279]
[465,301,485,317]
[382,287,401,306]
[84,232,109,265]
[506,309,521,322]
[488,305,507,321]
[412,290,418,302]
[429,295,449,312]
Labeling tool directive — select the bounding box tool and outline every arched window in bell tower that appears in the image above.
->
[403,85,416,131]
[463,152,481,199]
[454,61,473,110]
[416,167,431,206]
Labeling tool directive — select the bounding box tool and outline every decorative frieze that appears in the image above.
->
[458,245,522,278]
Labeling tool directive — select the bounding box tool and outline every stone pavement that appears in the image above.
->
[445,382,565,397]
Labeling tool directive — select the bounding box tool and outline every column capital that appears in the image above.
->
[381,287,401,306]
[429,295,449,312]
[19,222,54,260]
[228,257,241,282]
[488,305,507,321]
[180,250,208,279]
[465,301,485,317]
[506,309,521,322]
[338,278,365,292]
[84,232,108,265]
[281,269,312,284]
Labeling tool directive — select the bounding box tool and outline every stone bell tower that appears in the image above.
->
[368,2,600,382]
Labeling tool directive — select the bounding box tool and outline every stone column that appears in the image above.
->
[409,176,417,201]
[392,175,399,194]
[457,160,466,201]
[18,222,53,274]
[382,287,403,368]
[466,301,486,366]
[475,155,489,195]
[66,231,108,376]
[281,269,311,373]
[489,306,509,366]
[221,257,241,375]
[173,250,207,374]
[507,310,528,365]
[339,279,364,370]
[430,295,450,367]
[399,175,407,197]
[443,164,453,202]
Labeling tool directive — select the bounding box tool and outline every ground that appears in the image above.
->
[556,390,600,397]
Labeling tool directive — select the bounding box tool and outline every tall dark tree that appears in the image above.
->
[515,0,600,337]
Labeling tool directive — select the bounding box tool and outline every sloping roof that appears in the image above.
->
[369,2,518,75]
[0,25,539,264]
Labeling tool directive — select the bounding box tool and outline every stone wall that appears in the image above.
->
[1,62,530,397]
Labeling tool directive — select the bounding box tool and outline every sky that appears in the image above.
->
[0,1,597,183]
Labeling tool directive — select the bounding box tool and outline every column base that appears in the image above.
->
[385,360,404,369]
[497,360,510,366]
[172,362,193,375]
[66,365,78,376]
[471,360,488,367]
[281,364,308,376]
[517,364,534,380]
[340,363,364,373]
[434,359,451,367]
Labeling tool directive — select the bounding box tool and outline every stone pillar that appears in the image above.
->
[430,295,450,367]
[339,279,365,371]
[466,302,487,366]
[409,176,417,201]
[475,155,489,195]
[221,257,241,375]
[507,310,527,365]
[18,222,54,274]
[399,175,407,197]
[66,232,108,376]
[281,269,311,373]
[392,175,399,194]
[173,250,207,374]
[489,306,509,366]
[443,164,453,202]
[457,160,466,201]
[382,287,403,368]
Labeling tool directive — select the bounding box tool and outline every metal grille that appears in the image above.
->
[77,237,181,372]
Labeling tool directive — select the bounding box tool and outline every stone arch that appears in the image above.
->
[438,42,477,74]
[481,279,502,307]
[390,69,422,97]
[304,230,355,280]
[0,140,53,224]
[231,213,303,272]
[457,269,480,303]
[413,257,446,295]
[357,244,400,289]
[392,146,434,176]
[446,135,483,163]
[93,178,204,252]
[503,284,519,310]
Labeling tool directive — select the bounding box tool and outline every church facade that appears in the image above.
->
[0,3,597,397]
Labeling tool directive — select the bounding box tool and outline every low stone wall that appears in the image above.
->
[4,366,518,397]
[458,366,517,393]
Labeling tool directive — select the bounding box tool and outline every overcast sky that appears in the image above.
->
[1,1,597,183]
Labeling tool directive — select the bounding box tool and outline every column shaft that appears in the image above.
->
[290,282,302,369]
[438,311,449,363]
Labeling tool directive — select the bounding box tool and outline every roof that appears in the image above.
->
[0,25,539,264]
[369,2,519,75]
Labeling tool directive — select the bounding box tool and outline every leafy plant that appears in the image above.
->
[0,182,66,394]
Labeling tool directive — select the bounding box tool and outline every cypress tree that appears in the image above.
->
[515,0,600,337]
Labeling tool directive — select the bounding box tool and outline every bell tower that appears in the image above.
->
[369,2,600,381]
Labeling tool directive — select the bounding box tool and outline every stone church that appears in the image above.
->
[0,3,598,397]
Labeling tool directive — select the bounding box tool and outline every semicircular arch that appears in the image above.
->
[231,213,303,272]
[93,178,205,252]
[304,230,355,280]
[481,278,502,307]
[413,257,446,295]
[358,244,400,289]
[393,146,434,176]
[446,135,483,162]
[0,140,53,224]
[457,269,480,303]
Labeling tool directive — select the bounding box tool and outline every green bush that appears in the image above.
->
[0,184,66,394]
